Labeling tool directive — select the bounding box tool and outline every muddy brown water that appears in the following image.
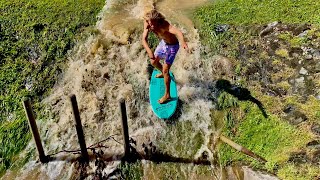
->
[2,0,277,179]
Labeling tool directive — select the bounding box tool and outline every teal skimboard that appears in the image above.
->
[149,69,178,119]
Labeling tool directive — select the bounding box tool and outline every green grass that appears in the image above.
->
[119,161,143,180]
[195,0,320,26]
[193,0,320,56]
[278,163,320,180]
[0,0,105,175]
[193,2,320,178]
[215,93,314,178]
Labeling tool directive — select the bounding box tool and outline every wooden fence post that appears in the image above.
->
[22,99,48,163]
[70,94,89,162]
[119,99,130,158]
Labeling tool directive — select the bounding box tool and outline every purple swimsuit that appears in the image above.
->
[154,40,180,65]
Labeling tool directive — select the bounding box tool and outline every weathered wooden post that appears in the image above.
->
[70,94,89,162]
[22,99,48,163]
[119,99,130,158]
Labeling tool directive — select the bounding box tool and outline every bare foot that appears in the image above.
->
[155,73,164,78]
[158,95,171,104]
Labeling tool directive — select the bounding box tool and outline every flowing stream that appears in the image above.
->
[2,0,277,179]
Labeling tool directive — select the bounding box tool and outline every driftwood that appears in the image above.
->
[219,135,267,163]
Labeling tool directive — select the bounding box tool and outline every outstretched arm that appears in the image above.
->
[169,25,189,52]
[142,20,155,60]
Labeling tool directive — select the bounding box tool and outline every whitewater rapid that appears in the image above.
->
[3,0,229,179]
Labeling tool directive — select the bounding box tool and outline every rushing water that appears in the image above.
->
[2,0,277,179]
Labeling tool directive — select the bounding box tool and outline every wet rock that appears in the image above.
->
[242,166,278,180]
[292,53,300,58]
[299,67,308,75]
[315,62,320,73]
[298,30,308,38]
[283,105,308,125]
[26,44,41,62]
[24,76,33,91]
[259,21,279,37]
[302,46,315,56]
[288,151,309,163]
[313,50,320,60]
[311,124,320,136]
[223,166,278,180]
[295,76,305,84]
[214,24,229,34]
[262,85,286,97]
[283,104,295,114]
[293,24,310,36]
[306,140,320,149]
[310,150,320,163]
[305,54,313,60]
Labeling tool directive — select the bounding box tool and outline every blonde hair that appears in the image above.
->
[144,9,165,22]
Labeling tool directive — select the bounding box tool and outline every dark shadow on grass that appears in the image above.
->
[124,140,211,165]
[216,79,268,118]
[187,77,268,118]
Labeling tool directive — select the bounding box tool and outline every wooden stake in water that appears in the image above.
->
[23,99,48,163]
[70,94,89,162]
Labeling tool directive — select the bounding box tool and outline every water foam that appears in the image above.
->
[11,0,226,178]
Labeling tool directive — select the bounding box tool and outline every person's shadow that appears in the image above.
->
[215,79,268,118]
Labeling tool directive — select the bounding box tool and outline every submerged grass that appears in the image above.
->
[0,0,105,175]
[119,161,143,180]
[158,121,205,159]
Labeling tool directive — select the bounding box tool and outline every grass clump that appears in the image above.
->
[0,119,31,177]
[0,0,105,175]
[277,163,320,180]
[216,95,313,177]
[275,48,289,58]
[119,161,143,180]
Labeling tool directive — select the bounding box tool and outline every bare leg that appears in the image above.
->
[158,63,171,104]
[150,57,164,78]
[150,57,162,71]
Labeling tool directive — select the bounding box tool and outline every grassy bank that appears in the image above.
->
[194,0,320,179]
[0,0,105,175]
[194,0,320,56]
[215,92,318,179]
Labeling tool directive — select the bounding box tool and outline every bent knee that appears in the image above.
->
[163,69,169,75]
